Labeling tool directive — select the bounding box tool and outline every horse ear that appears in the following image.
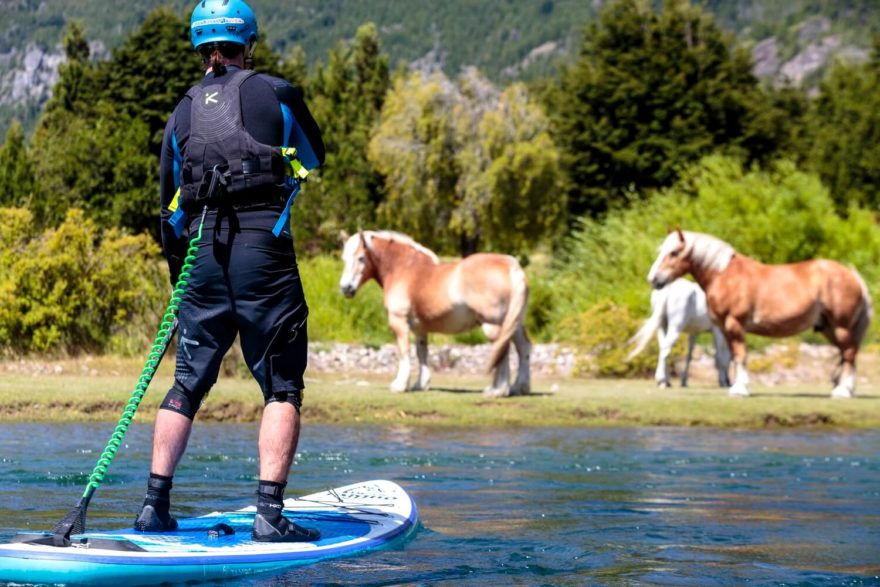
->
[676,228,685,243]
[358,230,369,250]
[339,229,350,244]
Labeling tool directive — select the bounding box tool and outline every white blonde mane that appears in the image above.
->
[366,230,440,264]
[664,231,735,272]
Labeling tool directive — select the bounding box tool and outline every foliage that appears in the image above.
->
[90,7,204,153]
[0,208,164,354]
[294,23,390,253]
[369,68,565,255]
[557,299,657,378]
[551,155,880,340]
[0,121,36,208]
[298,255,391,345]
[804,49,880,210]
[548,0,794,219]
[30,103,156,236]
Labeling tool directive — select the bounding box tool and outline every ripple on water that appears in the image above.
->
[0,424,877,585]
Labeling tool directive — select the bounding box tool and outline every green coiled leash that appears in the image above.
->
[50,207,208,547]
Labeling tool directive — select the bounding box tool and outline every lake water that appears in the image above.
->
[0,423,878,586]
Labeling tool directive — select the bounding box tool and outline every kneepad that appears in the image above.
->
[265,389,303,413]
[160,382,207,420]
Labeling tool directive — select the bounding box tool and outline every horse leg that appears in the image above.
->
[830,327,857,399]
[655,325,679,388]
[481,323,511,397]
[511,324,531,396]
[681,333,696,387]
[725,320,750,397]
[412,333,432,391]
[388,313,412,393]
[712,326,731,388]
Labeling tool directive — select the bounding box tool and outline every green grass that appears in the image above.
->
[1,359,877,428]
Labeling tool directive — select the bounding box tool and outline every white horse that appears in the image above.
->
[628,278,731,388]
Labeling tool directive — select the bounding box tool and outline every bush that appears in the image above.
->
[551,155,880,343]
[0,208,164,354]
[299,255,391,345]
[557,299,657,378]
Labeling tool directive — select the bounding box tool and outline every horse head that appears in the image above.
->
[648,229,691,289]
[339,230,377,298]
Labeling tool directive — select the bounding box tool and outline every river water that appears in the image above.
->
[0,423,877,586]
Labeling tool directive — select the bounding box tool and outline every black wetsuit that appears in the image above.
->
[157,65,324,416]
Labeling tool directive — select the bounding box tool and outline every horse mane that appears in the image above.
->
[666,230,735,272]
[366,230,440,264]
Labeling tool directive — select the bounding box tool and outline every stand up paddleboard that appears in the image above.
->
[0,479,418,585]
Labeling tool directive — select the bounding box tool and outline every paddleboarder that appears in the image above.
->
[135,0,325,543]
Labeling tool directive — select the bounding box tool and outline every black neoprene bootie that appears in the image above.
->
[252,480,320,543]
[134,473,179,532]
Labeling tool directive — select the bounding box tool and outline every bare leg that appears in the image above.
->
[150,410,194,476]
[413,333,432,391]
[511,325,531,396]
[388,312,411,393]
[258,402,301,482]
[681,333,696,387]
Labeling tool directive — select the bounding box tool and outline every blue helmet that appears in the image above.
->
[190,0,258,49]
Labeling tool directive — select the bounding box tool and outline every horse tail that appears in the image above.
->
[488,258,529,372]
[851,266,873,348]
[626,286,668,361]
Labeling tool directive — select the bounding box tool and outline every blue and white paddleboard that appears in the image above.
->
[0,479,418,585]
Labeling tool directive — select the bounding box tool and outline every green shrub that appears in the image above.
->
[299,255,391,345]
[0,208,164,354]
[557,299,657,378]
[552,155,880,343]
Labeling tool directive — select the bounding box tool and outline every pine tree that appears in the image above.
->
[805,39,880,210]
[294,23,390,252]
[91,7,204,153]
[549,0,783,219]
[0,120,36,208]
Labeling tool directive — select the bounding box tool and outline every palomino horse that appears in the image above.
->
[648,230,872,398]
[339,231,531,397]
[628,278,731,388]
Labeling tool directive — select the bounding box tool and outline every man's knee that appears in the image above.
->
[160,381,208,420]
[264,389,303,414]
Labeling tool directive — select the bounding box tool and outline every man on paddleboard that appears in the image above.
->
[134,0,324,543]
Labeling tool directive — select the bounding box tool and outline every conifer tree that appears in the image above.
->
[549,0,782,219]
[0,120,36,208]
[294,23,390,252]
[805,39,880,210]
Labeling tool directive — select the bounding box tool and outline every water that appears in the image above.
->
[0,423,878,586]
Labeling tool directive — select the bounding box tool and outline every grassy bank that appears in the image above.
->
[1,359,877,428]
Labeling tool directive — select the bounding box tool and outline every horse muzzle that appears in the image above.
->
[340,284,357,298]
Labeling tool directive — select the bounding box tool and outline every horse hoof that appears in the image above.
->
[831,386,853,399]
[511,385,531,396]
[483,386,511,398]
[389,382,409,393]
[656,381,670,389]
[728,384,749,397]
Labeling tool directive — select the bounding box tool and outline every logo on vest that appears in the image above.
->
[205,91,219,105]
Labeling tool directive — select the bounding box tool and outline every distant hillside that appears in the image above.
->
[1,0,877,137]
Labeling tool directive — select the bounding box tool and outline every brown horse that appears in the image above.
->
[648,230,872,398]
[339,231,531,397]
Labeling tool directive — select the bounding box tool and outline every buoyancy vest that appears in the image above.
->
[179,69,287,211]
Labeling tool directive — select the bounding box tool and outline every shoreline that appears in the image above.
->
[1,367,877,428]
